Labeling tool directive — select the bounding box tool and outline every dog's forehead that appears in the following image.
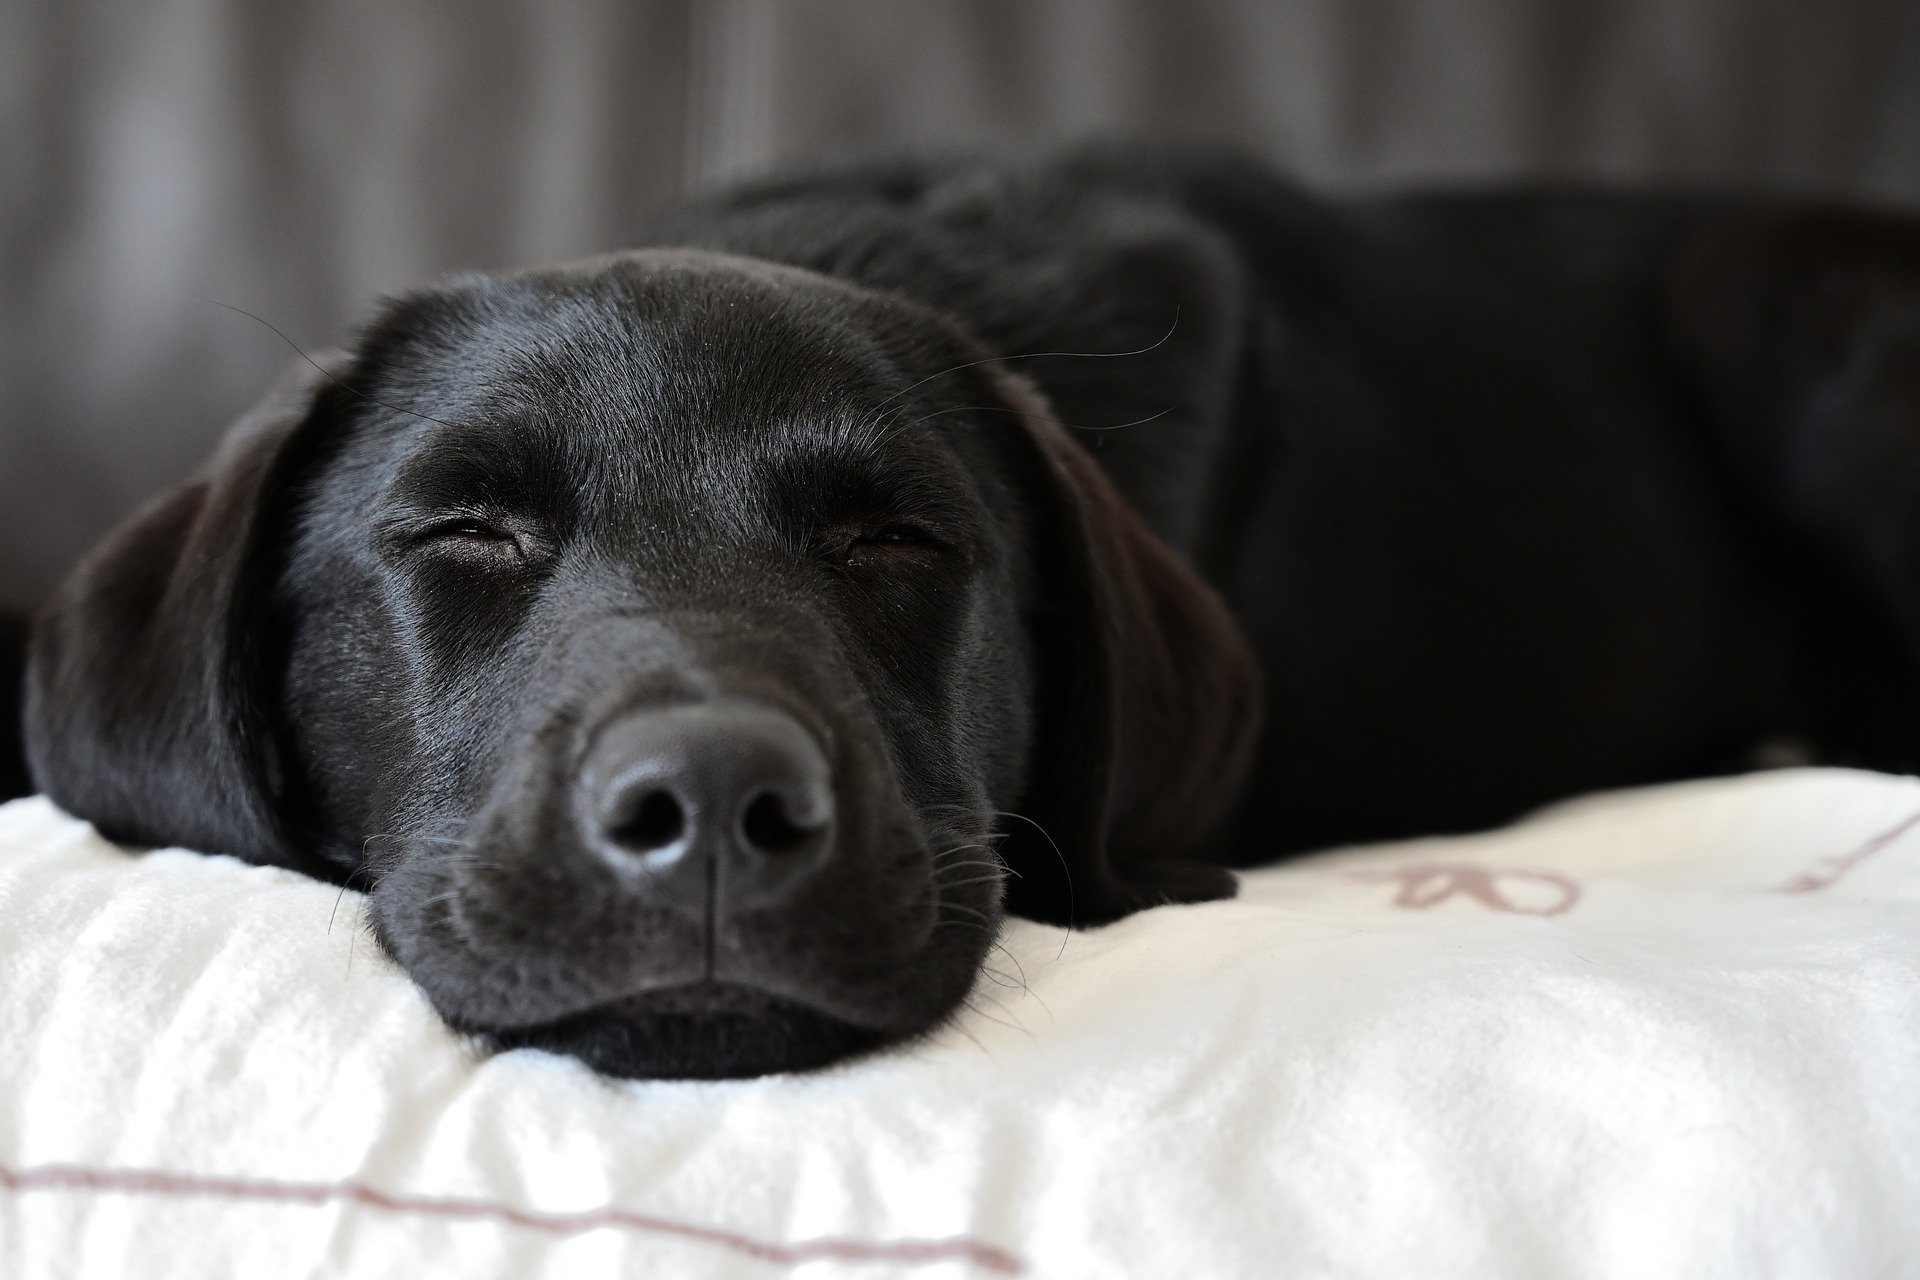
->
[342,250,982,529]
[366,250,930,459]
[465,251,891,400]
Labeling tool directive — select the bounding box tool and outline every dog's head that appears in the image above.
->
[27,251,1259,1077]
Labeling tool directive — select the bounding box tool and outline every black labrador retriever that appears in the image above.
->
[15,141,1920,1078]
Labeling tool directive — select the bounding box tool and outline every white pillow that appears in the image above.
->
[3,768,1918,1279]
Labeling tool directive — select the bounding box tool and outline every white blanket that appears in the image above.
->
[2,768,1918,1279]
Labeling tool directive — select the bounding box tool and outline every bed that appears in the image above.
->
[2,767,1917,1278]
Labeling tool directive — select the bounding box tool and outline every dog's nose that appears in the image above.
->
[580,700,834,912]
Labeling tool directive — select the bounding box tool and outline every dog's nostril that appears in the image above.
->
[740,790,822,854]
[609,789,687,854]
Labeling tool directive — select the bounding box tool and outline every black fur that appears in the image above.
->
[21,141,1920,1077]
[0,613,28,802]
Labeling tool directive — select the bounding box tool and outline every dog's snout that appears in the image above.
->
[582,700,835,911]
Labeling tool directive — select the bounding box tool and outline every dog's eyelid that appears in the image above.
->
[375,510,538,562]
[861,520,941,545]
[419,517,511,541]
[835,518,977,570]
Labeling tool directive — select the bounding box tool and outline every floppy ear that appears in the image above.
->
[980,365,1263,926]
[26,354,348,875]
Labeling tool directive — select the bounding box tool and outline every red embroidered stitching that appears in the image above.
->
[0,1161,1024,1275]
[1779,804,1920,893]
[1351,862,1581,916]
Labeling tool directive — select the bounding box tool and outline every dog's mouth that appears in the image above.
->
[368,763,1006,1078]
[397,881,987,1078]
[585,979,796,1018]
[481,980,893,1079]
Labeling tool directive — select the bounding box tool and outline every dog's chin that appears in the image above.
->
[479,982,898,1080]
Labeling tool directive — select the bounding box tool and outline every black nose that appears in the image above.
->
[580,700,835,913]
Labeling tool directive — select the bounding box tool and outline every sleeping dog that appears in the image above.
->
[19,142,1920,1078]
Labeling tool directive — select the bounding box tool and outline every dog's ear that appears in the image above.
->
[980,365,1263,926]
[26,354,349,874]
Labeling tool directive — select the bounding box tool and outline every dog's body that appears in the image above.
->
[17,142,1920,1076]
[638,144,1920,852]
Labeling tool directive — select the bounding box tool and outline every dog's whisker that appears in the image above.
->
[935,866,1006,888]
[979,965,1023,990]
[868,307,1182,415]
[933,909,990,932]
[936,902,992,928]
[944,1012,993,1060]
[364,832,470,847]
[991,940,1031,994]
[936,860,1002,876]
[934,873,1005,893]
[433,852,507,874]
[343,898,367,980]
[207,300,479,434]
[327,881,354,936]
[932,841,997,857]
[962,992,1034,1043]
[896,401,1177,436]
[989,809,1075,958]
[934,852,1000,867]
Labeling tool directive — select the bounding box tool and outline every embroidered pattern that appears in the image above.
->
[1779,805,1920,894]
[0,1161,1025,1275]
[1351,862,1582,916]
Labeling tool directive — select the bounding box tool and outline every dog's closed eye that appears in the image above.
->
[408,517,528,562]
[841,522,950,567]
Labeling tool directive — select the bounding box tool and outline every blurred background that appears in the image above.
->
[5,0,1919,610]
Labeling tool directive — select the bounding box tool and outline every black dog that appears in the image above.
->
[19,141,1920,1078]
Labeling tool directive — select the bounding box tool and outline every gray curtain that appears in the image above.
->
[5,0,1918,609]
